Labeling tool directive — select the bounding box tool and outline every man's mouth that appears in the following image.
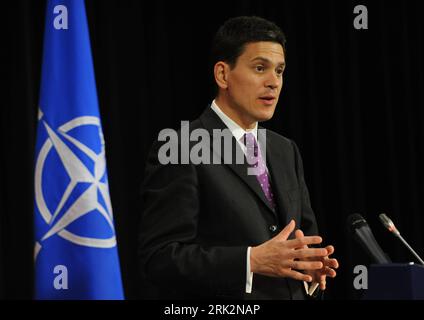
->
[258,95,276,105]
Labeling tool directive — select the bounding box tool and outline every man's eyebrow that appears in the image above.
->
[250,56,286,67]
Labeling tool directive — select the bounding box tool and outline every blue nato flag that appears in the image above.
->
[34,0,124,299]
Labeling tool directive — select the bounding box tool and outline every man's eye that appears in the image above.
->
[276,69,284,76]
[255,65,265,72]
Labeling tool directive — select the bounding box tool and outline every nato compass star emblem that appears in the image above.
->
[34,109,117,260]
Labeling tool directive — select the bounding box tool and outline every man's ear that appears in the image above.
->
[214,61,230,90]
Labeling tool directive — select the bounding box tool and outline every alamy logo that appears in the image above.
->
[157,121,267,176]
[353,265,368,289]
[34,111,117,260]
[53,5,68,30]
[353,5,368,30]
[53,265,68,290]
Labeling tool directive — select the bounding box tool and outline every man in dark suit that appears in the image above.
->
[138,16,338,299]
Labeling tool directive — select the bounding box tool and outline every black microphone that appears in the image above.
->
[379,213,424,265]
[347,213,391,264]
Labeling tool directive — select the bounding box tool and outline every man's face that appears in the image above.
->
[224,41,285,125]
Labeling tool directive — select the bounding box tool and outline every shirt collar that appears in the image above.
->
[210,99,258,142]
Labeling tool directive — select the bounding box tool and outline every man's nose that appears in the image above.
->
[265,72,280,89]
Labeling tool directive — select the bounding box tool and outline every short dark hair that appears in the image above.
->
[211,16,287,69]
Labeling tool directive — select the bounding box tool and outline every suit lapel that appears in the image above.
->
[199,107,276,216]
[264,132,291,225]
[225,139,277,214]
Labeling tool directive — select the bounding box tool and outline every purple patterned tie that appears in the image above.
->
[243,133,276,209]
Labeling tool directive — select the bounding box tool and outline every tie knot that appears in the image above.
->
[242,132,257,147]
[242,132,258,158]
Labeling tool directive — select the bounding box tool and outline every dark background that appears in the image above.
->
[1,0,424,300]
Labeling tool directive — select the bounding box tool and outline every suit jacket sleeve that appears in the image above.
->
[138,140,247,295]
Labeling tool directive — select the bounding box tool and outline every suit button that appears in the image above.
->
[269,225,278,232]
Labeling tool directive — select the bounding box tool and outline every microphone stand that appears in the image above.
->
[393,232,424,265]
[379,213,424,265]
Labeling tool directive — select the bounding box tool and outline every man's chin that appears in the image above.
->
[255,110,275,122]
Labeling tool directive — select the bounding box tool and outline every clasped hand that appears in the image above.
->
[250,220,339,289]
